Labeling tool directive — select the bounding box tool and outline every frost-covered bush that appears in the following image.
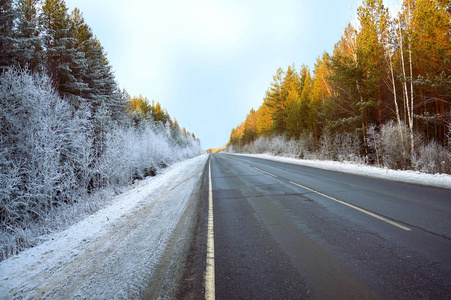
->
[366,122,450,174]
[413,141,451,174]
[226,121,450,175]
[367,125,383,166]
[242,135,301,157]
[0,68,74,226]
[334,133,362,163]
[265,135,285,155]
[96,124,203,189]
[264,136,298,157]
[379,121,415,169]
[249,136,269,154]
[283,138,300,157]
[1,69,78,259]
[317,132,362,162]
[0,68,203,261]
[230,133,361,162]
[296,133,315,159]
[318,133,335,160]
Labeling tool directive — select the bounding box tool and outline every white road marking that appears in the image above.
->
[205,160,215,300]
[289,181,411,231]
[255,167,278,178]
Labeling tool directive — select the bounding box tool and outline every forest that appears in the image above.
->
[0,0,203,260]
[227,0,451,174]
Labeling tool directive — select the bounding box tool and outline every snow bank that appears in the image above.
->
[0,154,208,299]
[236,153,451,190]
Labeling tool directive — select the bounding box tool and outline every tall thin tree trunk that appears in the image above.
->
[398,18,415,160]
[399,26,410,124]
[407,3,415,160]
[388,53,403,144]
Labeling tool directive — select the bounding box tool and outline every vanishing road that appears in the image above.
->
[207,153,451,299]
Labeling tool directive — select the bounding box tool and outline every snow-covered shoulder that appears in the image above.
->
[0,154,208,299]
[235,153,451,190]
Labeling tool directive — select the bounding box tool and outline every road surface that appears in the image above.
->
[206,153,451,299]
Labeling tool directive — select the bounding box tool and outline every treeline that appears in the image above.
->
[206,147,226,154]
[228,0,450,173]
[0,0,202,260]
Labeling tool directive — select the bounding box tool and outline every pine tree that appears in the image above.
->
[284,65,303,139]
[15,0,43,71]
[243,109,258,143]
[0,0,17,71]
[285,97,302,139]
[71,7,98,102]
[327,23,365,134]
[41,0,84,108]
[356,0,390,126]
[408,0,451,142]
[70,7,127,138]
[151,101,170,124]
[311,52,332,139]
[264,67,286,135]
[300,70,313,133]
[256,104,272,137]
[83,36,126,124]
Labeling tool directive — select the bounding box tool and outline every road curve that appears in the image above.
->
[210,153,451,299]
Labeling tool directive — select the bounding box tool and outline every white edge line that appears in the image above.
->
[205,160,215,300]
[289,181,411,231]
[255,167,278,178]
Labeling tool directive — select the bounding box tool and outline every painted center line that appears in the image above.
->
[205,160,215,300]
[255,167,278,178]
[289,181,411,231]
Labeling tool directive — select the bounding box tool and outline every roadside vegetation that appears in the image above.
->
[227,0,451,174]
[0,0,203,261]
[207,146,226,154]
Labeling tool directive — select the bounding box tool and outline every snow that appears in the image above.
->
[235,153,451,190]
[0,154,208,299]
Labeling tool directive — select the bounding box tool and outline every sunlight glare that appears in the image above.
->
[184,0,248,52]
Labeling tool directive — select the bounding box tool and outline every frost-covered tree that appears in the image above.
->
[25,82,75,212]
[68,104,97,195]
[0,68,73,225]
[1,1,205,260]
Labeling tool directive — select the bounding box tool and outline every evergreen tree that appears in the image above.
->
[284,65,303,139]
[256,104,272,137]
[151,101,170,124]
[0,0,16,71]
[407,0,451,142]
[281,65,301,104]
[41,0,84,108]
[300,70,313,133]
[243,108,258,143]
[70,8,127,136]
[285,97,302,139]
[356,0,390,125]
[83,36,126,124]
[327,23,367,134]
[311,52,332,139]
[15,0,43,71]
[264,68,286,135]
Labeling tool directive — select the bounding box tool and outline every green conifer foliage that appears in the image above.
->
[42,0,81,106]
[0,0,17,71]
[15,0,42,71]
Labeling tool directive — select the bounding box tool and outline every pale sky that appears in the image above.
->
[65,0,402,150]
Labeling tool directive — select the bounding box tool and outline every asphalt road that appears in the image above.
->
[209,153,451,299]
